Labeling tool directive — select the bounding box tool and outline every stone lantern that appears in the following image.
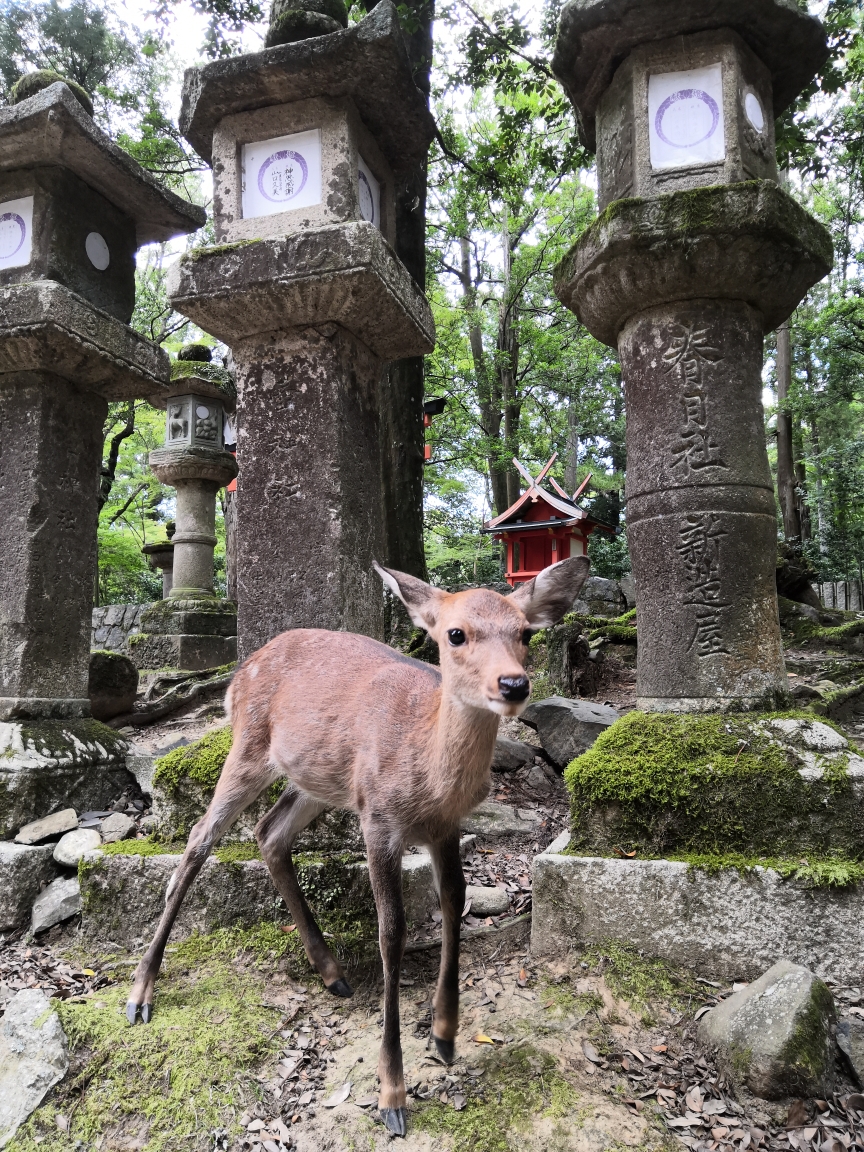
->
[131,347,239,671]
[0,80,203,835]
[552,0,833,712]
[167,1,435,657]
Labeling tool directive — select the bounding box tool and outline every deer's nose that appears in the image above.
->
[499,675,530,702]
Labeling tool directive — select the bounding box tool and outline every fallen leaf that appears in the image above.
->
[626,1047,645,1063]
[355,1096,378,1108]
[542,999,555,1009]
[517,968,528,987]
[246,1119,265,1132]
[54,1115,70,1133]
[651,1044,668,1053]
[263,1142,280,1152]
[613,846,637,857]
[297,1090,314,1106]
[685,1086,703,1113]
[452,1094,466,1110]
[280,924,296,934]
[787,1099,808,1127]
[694,1005,712,1020]
[473,1034,494,1045]
[666,1117,699,1129]
[845,1093,864,1112]
[581,1040,602,1064]
[702,1098,726,1116]
[323,1082,351,1108]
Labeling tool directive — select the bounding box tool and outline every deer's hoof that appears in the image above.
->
[433,1036,455,1064]
[141,1003,153,1024]
[379,1107,407,1137]
[327,978,353,998]
[126,1001,152,1024]
[126,1001,138,1024]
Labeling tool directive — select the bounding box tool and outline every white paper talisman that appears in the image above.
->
[241,129,322,219]
[0,195,34,270]
[648,64,725,170]
[357,155,381,230]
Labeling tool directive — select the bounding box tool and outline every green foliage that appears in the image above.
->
[587,527,630,580]
[414,1043,579,1152]
[669,850,864,889]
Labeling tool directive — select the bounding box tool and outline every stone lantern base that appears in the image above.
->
[129,599,237,672]
[0,719,133,841]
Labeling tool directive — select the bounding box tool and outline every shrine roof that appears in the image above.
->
[485,486,587,531]
[179,1,436,171]
[0,84,205,245]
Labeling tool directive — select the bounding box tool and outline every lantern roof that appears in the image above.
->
[0,84,205,245]
[179,1,436,172]
[483,454,601,533]
[552,0,829,151]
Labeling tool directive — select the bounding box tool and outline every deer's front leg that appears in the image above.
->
[365,830,408,1137]
[429,831,466,1064]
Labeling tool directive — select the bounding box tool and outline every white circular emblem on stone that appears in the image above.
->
[196,404,211,419]
[358,170,375,224]
[0,211,26,259]
[744,92,765,133]
[85,231,110,270]
[655,88,720,149]
[258,149,309,203]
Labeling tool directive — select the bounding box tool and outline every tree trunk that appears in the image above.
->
[499,209,521,509]
[564,402,579,494]
[375,0,434,578]
[775,322,802,542]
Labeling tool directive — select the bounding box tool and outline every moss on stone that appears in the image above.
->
[90,837,185,859]
[414,1043,580,1151]
[778,976,835,1090]
[153,726,233,795]
[781,611,864,649]
[9,69,93,116]
[666,850,864,889]
[587,623,637,644]
[187,240,259,262]
[564,710,864,858]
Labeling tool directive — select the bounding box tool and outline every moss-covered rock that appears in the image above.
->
[9,69,93,117]
[265,0,347,46]
[0,720,131,840]
[150,727,364,850]
[565,710,864,859]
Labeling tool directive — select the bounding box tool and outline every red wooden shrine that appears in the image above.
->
[484,454,605,587]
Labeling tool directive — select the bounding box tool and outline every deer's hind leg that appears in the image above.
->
[255,787,353,997]
[127,748,274,1024]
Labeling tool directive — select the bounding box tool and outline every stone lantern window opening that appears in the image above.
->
[595,29,778,210]
[241,127,323,218]
[0,195,33,269]
[85,231,110,269]
[213,95,395,246]
[165,393,224,449]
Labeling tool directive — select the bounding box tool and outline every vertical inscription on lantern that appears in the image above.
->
[664,323,727,477]
[677,513,730,657]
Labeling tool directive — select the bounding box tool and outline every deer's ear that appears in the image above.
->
[508,556,591,628]
[373,562,448,630]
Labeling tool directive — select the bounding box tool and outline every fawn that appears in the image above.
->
[126,555,590,1136]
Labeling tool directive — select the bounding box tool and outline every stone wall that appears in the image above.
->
[91,604,147,653]
[819,581,863,612]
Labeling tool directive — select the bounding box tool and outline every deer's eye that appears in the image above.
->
[521,629,533,646]
[447,628,466,647]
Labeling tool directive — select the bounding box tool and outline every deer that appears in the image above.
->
[125,555,590,1137]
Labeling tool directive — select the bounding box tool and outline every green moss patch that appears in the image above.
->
[414,1043,580,1152]
[92,837,186,858]
[153,727,233,795]
[8,944,283,1152]
[564,711,864,859]
[667,850,864,889]
[582,941,701,1024]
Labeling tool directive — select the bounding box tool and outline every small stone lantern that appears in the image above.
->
[552,0,833,712]
[168,0,435,656]
[142,522,175,597]
[132,347,239,671]
[0,78,203,835]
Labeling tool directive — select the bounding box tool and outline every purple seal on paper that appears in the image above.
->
[0,212,27,259]
[257,149,309,203]
[655,89,720,148]
[358,170,375,224]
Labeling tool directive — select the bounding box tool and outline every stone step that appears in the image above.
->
[531,842,864,986]
[78,840,477,950]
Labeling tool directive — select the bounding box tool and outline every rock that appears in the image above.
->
[0,989,69,1147]
[530,853,864,987]
[698,961,836,1100]
[546,619,602,698]
[837,1018,864,1086]
[465,885,509,917]
[14,808,78,845]
[581,575,627,618]
[619,573,636,610]
[526,765,552,792]
[32,877,82,933]
[88,651,139,721]
[99,812,136,843]
[53,828,102,867]
[519,696,619,768]
[491,737,536,772]
[0,845,57,933]
[544,830,571,854]
[401,853,437,922]
[461,799,541,840]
